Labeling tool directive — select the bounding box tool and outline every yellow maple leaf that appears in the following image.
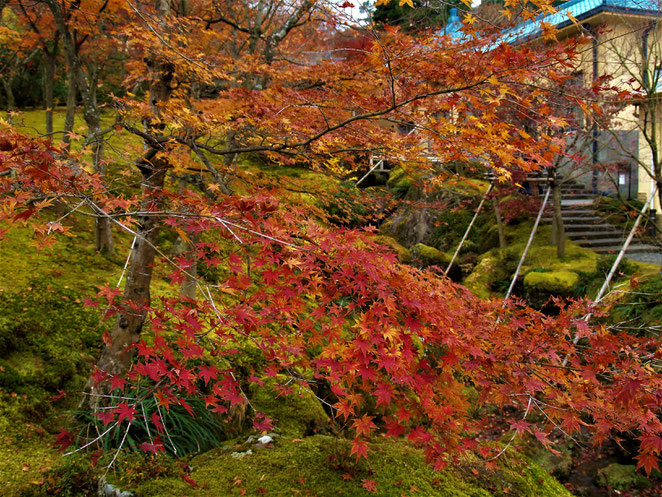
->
[399,0,414,7]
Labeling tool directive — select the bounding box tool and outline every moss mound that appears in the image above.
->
[596,463,651,490]
[464,255,499,300]
[126,436,574,497]
[411,243,450,267]
[387,166,414,197]
[250,381,329,437]
[523,271,579,306]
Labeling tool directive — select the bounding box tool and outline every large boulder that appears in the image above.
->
[523,270,579,308]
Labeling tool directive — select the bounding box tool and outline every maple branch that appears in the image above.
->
[187,78,496,158]
[531,399,582,446]
[124,0,209,70]
[487,396,533,461]
[188,140,233,195]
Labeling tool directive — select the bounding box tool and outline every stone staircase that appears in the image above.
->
[542,179,661,261]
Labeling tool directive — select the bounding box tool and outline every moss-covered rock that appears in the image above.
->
[523,271,579,309]
[478,225,502,253]
[411,243,450,267]
[523,271,579,294]
[386,207,437,248]
[387,166,413,197]
[125,436,574,497]
[596,463,651,490]
[250,380,329,437]
[410,244,462,280]
[373,235,412,263]
[463,255,500,299]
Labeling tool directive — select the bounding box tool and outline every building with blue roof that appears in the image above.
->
[444,0,662,211]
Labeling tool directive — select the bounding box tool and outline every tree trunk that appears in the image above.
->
[493,197,507,249]
[87,162,168,397]
[86,0,174,402]
[43,45,58,137]
[1,75,16,119]
[83,65,115,255]
[42,38,60,138]
[95,216,115,255]
[551,180,566,258]
[63,66,77,151]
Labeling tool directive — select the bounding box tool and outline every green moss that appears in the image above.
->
[524,445,573,479]
[523,271,579,293]
[125,436,573,497]
[596,463,651,490]
[0,423,60,497]
[250,380,329,437]
[387,166,413,197]
[523,271,580,308]
[464,255,500,299]
[611,274,662,329]
[478,225,502,253]
[373,235,412,263]
[411,243,450,267]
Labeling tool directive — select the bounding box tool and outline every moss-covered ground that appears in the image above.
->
[463,222,659,304]
[6,110,642,497]
[125,436,573,497]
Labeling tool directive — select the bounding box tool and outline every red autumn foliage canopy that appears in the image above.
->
[0,0,660,482]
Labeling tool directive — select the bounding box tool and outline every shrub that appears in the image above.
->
[596,254,638,279]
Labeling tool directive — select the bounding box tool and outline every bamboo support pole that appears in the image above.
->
[446,181,494,275]
[504,184,552,302]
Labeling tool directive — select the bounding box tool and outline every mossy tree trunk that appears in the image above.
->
[47,0,115,255]
[85,0,174,405]
[62,72,76,151]
[42,38,59,137]
[0,74,15,119]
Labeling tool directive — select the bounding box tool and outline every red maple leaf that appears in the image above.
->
[198,364,219,385]
[151,412,165,433]
[180,473,199,488]
[53,430,74,451]
[109,375,126,392]
[94,410,115,426]
[140,438,165,455]
[636,452,660,475]
[114,403,136,423]
[362,479,377,492]
[350,439,369,461]
[352,414,375,438]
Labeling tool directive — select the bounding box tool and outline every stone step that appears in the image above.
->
[564,224,621,233]
[567,231,624,240]
[559,207,599,214]
[544,216,604,224]
[575,237,639,248]
[561,199,594,207]
[592,244,662,255]
[560,184,586,192]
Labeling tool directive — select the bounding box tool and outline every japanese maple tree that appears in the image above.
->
[0,0,660,483]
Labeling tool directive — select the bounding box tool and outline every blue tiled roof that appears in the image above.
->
[503,0,662,43]
[441,0,662,42]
